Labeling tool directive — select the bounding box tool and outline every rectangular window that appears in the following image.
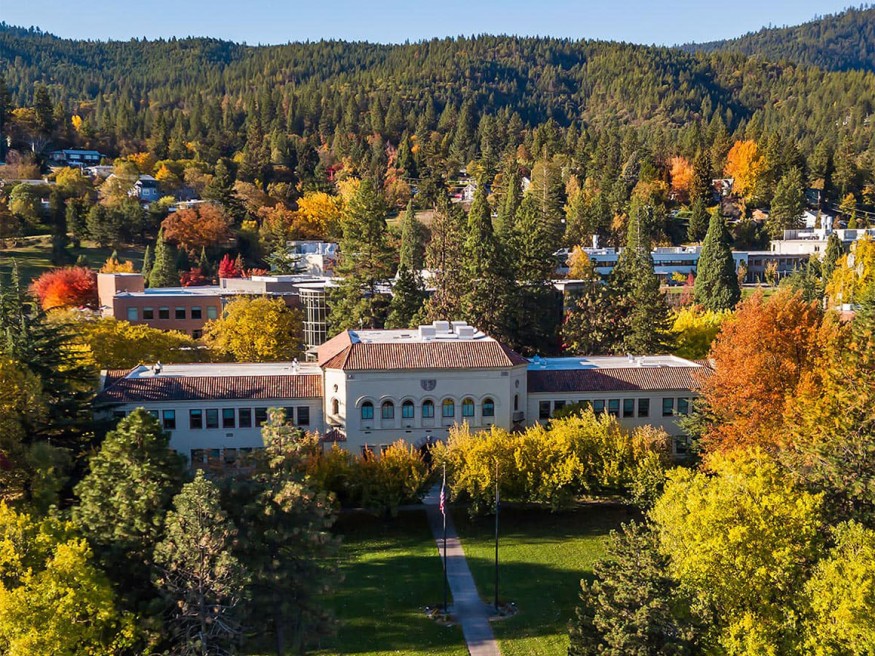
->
[283,407,295,424]
[678,398,690,415]
[189,409,203,429]
[148,409,159,419]
[207,306,218,320]
[126,307,138,321]
[143,307,154,320]
[192,329,202,339]
[190,449,206,466]
[553,400,566,413]
[297,406,310,426]
[238,408,252,428]
[255,407,268,427]
[222,408,235,429]
[663,398,675,417]
[402,403,414,419]
[162,409,176,430]
[191,306,202,320]
[539,401,551,420]
[607,399,620,416]
[623,399,635,418]
[638,398,650,418]
[206,408,219,429]
[593,399,605,414]
[158,307,170,320]
[175,307,186,320]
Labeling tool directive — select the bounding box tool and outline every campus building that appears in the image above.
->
[95,321,710,466]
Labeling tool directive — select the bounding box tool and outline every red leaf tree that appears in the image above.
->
[218,254,242,279]
[31,266,98,310]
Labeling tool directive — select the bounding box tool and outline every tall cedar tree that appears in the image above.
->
[225,411,339,656]
[141,244,154,284]
[462,184,513,339]
[768,167,806,238]
[569,522,699,655]
[610,206,672,354]
[329,177,394,332]
[687,197,709,242]
[694,209,741,311]
[149,228,179,288]
[496,162,522,239]
[0,265,92,445]
[203,159,245,221]
[822,232,843,283]
[424,194,468,321]
[73,409,185,602]
[385,265,426,329]
[153,471,248,656]
[398,200,426,271]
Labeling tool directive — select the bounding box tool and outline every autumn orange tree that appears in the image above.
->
[30,267,98,311]
[724,140,765,203]
[161,204,234,255]
[697,289,826,454]
[669,156,694,202]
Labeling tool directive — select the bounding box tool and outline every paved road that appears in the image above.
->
[423,485,501,656]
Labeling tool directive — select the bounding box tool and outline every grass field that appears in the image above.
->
[305,510,467,656]
[455,504,632,656]
[0,236,145,284]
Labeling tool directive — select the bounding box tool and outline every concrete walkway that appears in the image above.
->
[423,484,501,656]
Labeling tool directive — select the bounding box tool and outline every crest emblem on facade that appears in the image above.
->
[420,379,437,391]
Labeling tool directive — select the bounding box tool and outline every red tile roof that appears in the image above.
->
[319,340,529,371]
[97,370,323,404]
[527,365,710,393]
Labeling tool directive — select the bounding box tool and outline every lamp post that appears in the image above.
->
[494,457,500,613]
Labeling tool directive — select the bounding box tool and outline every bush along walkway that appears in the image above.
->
[424,485,501,656]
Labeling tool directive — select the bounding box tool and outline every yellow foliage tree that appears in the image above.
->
[566,245,598,280]
[53,167,91,197]
[651,449,824,654]
[826,236,875,306]
[0,357,48,503]
[669,156,694,201]
[99,253,135,273]
[670,306,731,360]
[294,191,344,239]
[203,296,303,362]
[0,504,136,655]
[724,140,765,201]
[121,152,157,175]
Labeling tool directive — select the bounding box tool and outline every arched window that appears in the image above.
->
[442,399,455,418]
[462,398,475,417]
[331,398,339,415]
[482,398,495,417]
[361,401,374,420]
[402,400,415,419]
[422,400,435,418]
[381,400,395,419]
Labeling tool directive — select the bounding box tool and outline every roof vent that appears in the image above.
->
[152,361,163,375]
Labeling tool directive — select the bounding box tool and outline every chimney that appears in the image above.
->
[592,234,599,249]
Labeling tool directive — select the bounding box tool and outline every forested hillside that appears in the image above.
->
[688,5,875,72]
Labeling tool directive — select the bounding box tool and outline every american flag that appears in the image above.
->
[439,467,446,516]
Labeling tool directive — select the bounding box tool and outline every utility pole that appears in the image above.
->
[494,457,500,612]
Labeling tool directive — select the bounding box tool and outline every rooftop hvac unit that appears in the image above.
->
[456,325,475,338]
[433,320,451,332]
[419,325,436,339]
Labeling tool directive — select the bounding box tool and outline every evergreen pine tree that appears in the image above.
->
[424,194,468,322]
[398,200,426,271]
[822,232,843,284]
[73,409,185,597]
[153,471,247,655]
[496,162,521,239]
[385,265,426,329]
[148,229,179,288]
[768,167,805,238]
[462,184,514,338]
[610,206,672,354]
[328,177,394,332]
[141,245,153,284]
[226,412,339,655]
[197,246,212,277]
[694,208,741,311]
[203,159,245,221]
[687,197,709,242]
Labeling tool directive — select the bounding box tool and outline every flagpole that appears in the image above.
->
[442,463,448,613]
[494,457,499,612]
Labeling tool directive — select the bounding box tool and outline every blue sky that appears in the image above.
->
[2,1,858,45]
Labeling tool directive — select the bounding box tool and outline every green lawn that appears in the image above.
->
[300,510,467,656]
[0,237,145,284]
[455,504,632,656]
